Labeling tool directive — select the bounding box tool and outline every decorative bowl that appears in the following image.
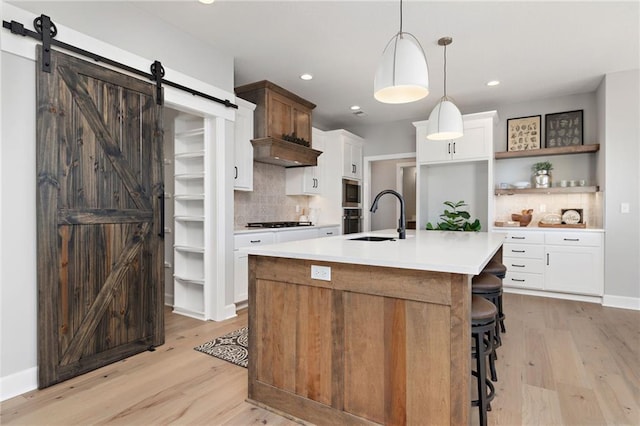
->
[511,213,532,227]
[512,181,531,189]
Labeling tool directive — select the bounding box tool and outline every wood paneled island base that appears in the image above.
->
[248,256,472,425]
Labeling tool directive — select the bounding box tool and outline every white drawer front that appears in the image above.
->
[317,226,340,237]
[505,231,544,244]
[544,232,602,247]
[234,232,275,249]
[503,256,544,274]
[275,228,319,243]
[503,243,544,259]
[504,271,544,290]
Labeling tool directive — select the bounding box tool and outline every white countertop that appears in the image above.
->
[234,223,340,235]
[243,229,506,275]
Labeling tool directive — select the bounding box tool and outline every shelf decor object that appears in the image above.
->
[374,0,429,104]
[427,37,463,141]
[507,115,541,151]
[545,109,583,148]
[532,161,553,188]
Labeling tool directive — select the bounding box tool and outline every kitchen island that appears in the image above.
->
[245,229,505,425]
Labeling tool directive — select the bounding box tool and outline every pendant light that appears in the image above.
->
[426,37,463,140]
[374,0,429,104]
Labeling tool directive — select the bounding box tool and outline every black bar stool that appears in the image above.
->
[471,295,497,426]
[473,270,506,335]
[483,258,507,279]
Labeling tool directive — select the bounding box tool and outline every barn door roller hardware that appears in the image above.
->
[2,14,238,109]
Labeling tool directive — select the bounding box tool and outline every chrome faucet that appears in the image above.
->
[370,189,406,239]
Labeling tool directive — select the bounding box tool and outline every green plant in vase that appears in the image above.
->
[426,200,481,231]
[532,161,553,188]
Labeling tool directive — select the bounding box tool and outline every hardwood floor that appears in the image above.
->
[2,294,638,425]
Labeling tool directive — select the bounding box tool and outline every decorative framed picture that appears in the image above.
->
[507,115,541,151]
[545,110,583,148]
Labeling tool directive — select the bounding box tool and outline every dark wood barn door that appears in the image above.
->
[36,47,164,388]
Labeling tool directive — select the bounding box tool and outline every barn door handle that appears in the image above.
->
[158,194,165,238]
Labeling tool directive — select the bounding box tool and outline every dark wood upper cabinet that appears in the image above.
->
[235,80,320,167]
[235,80,315,144]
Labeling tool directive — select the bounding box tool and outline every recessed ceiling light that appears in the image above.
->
[300,73,313,81]
[486,80,500,87]
[198,0,215,4]
[350,105,361,111]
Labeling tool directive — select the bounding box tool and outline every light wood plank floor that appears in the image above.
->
[2,293,639,425]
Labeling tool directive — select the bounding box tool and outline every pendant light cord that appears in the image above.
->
[443,43,448,98]
[399,0,403,33]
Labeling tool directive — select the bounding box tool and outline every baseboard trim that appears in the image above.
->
[602,294,640,311]
[0,367,37,402]
[503,287,602,304]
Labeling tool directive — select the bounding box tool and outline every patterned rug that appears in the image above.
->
[194,327,248,368]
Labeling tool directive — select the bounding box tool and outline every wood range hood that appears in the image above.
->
[235,80,322,168]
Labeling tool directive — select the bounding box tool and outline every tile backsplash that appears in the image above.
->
[494,192,602,228]
[234,162,309,227]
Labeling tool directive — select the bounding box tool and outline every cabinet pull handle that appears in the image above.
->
[453,142,456,154]
[448,143,451,154]
[511,236,525,240]
[511,249,525,253]
[563,238,579,241]
[158,194,165,238]
[511,264,525,268]
[326,232,333,235]
[547,253,550,265]
[234,166,238,179]
[250,239,261,243]
[511,278,526,282]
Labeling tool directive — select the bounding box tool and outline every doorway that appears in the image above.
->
[363,153,416,232]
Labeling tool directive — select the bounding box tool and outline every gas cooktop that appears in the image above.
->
[246,221,314,228]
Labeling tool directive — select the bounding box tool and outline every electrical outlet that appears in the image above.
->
[539,204,546,213]
[311,265,331,281]
[621,202,630,214]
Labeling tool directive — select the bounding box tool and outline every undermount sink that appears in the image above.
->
[349,236,396,242]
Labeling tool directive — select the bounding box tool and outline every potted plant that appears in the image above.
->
[426,200,481,231]
[532,161,553,188]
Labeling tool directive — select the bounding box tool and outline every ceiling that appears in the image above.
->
[9,1,640,130]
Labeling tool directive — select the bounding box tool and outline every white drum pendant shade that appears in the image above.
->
[426,99,463,140]
[374,33,429,104]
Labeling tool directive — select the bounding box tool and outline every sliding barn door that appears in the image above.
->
[36,47,164,388]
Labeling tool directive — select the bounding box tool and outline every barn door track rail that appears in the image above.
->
[3,14,238,108]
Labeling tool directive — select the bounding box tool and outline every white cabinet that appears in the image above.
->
[286,128,325,195]
[502,230,604,297]
[173,114,207,319]
[414,111,497,233]
[233,232,275,303]
[544,232,603,296]
[503,231,545,290]
[233,226,341,304]
[317,226,340,237]
[342,137,363,180]
[234,98,256,191]
[416,112,494,164]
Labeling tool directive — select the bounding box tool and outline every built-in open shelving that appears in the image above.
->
[495,185,599,196]
[495,144,600,160]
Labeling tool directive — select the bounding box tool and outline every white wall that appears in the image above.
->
[601,70,640,307]
[0,2,235,400]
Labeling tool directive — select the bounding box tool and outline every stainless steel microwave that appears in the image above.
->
[342,178,361,208]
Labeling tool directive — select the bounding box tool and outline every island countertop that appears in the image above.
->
[244,229,506,275]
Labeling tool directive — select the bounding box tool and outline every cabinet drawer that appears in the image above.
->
[505,231,544,244]
[544,232,602,247]
[503,243,544,259]
[503,256,544,274]
[234,232,275,249]
[504,271,543,290]
[275,228,319,243]
[317,226,340,237]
